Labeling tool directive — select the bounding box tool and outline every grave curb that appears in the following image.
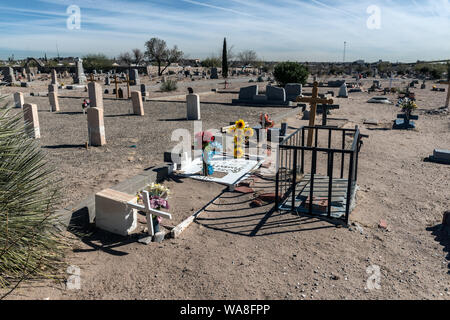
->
[56,163,174,230]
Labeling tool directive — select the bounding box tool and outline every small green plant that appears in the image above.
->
[273,62,309,87]
[160,79,178,92]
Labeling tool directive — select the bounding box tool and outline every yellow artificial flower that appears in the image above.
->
[234,135,245,144]
[235,119,245,130]
[234,147,244,158]
[244,127,254,137]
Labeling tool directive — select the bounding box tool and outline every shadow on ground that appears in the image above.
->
[427,223,450,274]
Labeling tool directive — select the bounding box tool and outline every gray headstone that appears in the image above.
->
[285,83,302,101]
[433,149,450,161]
[266,85,286,102]
[105,77,110,85]
[140,84,147,97]
[129,69,140,85]
[4,67,15,83]
[238,85,258,100]
[210,67,218,79]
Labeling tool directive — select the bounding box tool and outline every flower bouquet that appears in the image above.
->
[259,113,275,129]
[194,131,222,176]
[138,183,171,233]
[227,119,254,159]
[399,98,418,122]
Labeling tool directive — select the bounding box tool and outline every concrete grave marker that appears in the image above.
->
[48,91,60,112]
[88,82,104,109]
[51,69,58,85]
[87,107,106,146]
[131,91,144,116]
[23,103,40,139]
[95,189,138,236]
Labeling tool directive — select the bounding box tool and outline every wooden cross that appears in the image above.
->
[441,81,450,107]
[88,74,95,82]
[127,191,172,236]
[296,81,334,146]
[111,74,131,99]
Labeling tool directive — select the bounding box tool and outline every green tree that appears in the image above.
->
[0,99,67,297]
[222,38,228,79]
[273,62,309,87]
[201,56,221,68]
[82,53,113,71]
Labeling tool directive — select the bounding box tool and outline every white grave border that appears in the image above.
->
[179,153,265,189]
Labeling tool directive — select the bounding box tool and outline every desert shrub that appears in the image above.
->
[0,98,67,296]
[273,62,309,87]
[160,79,178,92]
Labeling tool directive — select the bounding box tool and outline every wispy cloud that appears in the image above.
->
[0,0,449,62]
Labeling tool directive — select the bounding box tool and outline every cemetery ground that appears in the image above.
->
[1,78,449,300]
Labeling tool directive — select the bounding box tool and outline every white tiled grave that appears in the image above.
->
[179,154,265,187]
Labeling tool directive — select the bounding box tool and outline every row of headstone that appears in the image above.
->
[233,84,301,105]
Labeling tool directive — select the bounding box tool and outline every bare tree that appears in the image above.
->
[144,38,184,76]
[237,50,258,69]
[132,48,144,66]
[118,52,133,66]
[118,49,145,67]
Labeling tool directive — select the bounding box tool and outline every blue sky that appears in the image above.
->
[0,0,449,62]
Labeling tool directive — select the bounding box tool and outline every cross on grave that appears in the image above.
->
[111,74,131,99]
[317,104,340,126]
[127,191,172,237]
[88,74,96,83]
[296,81,334,146]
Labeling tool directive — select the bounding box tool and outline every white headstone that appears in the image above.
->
[338,83,348,98]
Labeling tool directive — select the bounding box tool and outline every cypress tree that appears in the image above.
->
[222,38,228,79]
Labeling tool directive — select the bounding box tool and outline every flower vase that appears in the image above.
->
[152,216,160,233]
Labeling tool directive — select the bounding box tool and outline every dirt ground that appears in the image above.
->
[1,76,449,300]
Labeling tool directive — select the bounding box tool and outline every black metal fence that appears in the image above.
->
[275,126,364,224]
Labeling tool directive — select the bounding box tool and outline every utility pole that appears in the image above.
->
[343,41,347,63]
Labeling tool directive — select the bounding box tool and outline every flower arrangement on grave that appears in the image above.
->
[227,119,254,158]
[399,98,418,122]
[137,183,171,232]
[194,131,223,176]
[259,113,275,129]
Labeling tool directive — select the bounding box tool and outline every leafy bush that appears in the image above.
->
[273,62,309,87]
[160,79,178,92]
[0,98,66,295]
